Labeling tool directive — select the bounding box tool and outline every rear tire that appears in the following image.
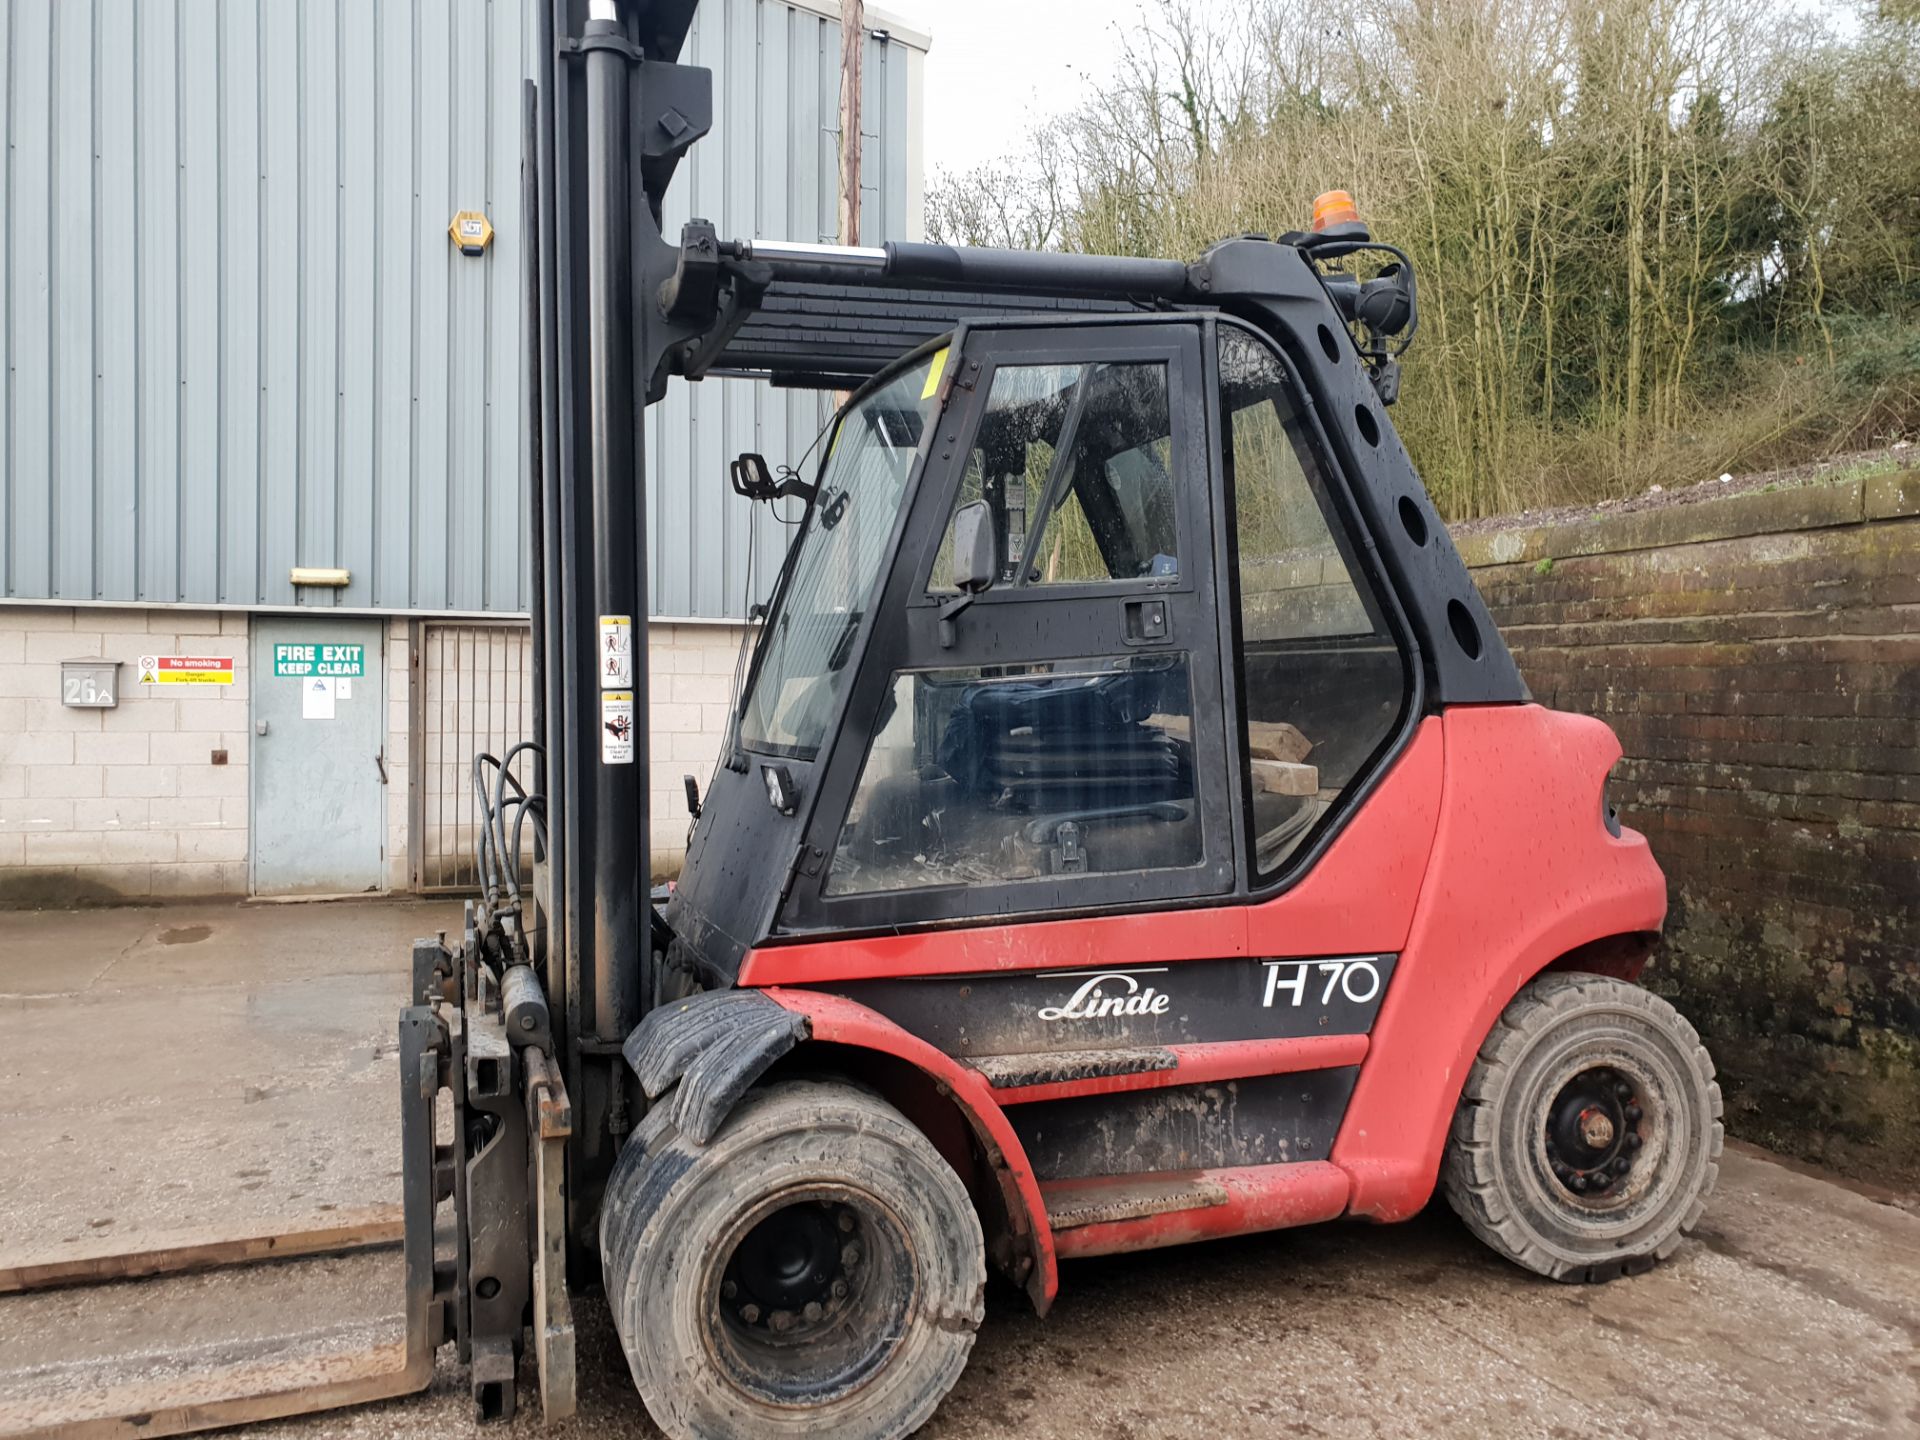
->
[1442,972,1722,1283]
[600,1078,986,1440]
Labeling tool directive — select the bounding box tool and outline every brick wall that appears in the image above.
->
[1460,470,1920,1186]
[0,606,252,901]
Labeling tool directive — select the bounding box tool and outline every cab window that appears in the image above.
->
[737,351,941,758]
[824,654,1202,895]
[1220,325,1408,877]
[931,361,1177,590]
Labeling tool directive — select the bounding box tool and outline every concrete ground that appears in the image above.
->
[1,899,1916,1439]
[0,898,464,1246]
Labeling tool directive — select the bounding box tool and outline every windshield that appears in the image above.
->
[737,348,944,759]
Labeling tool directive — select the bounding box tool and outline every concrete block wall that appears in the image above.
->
[1460,469,1920,1187]
[0,609,753,900]
[0,607,253,902]
[647,622,753,876]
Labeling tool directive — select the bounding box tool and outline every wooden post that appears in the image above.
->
[838,0,864,246]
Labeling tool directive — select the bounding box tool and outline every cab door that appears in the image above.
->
[784,319,1236,932]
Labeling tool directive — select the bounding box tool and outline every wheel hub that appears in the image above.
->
[1544,1067,1644,1199]
[1577,1108,1615,1149]
[702,1181,916,1409]
[722,1200,862,1339]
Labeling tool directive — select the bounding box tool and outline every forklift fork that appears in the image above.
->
[0,1010,445,1440]
[0,947,576,1440]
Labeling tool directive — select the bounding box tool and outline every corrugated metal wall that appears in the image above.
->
[0,0,922,618]
[649,4,915,619]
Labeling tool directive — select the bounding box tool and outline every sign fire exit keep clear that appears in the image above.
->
[273,643,366,678]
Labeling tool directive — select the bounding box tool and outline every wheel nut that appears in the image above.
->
[831,1279,849,1300]
[740,1303,761,1324]
[837,1210,857,1234]
[1570,1175,1589,1192]
[1626,1133,1643,1151]
[721,1280,738,1301]
[770,1309,795,1334]
[1625,1105,1643,1123]
[841,1242,862,1268]
[1615,1082,1633,1100]
[803,1301,824,1323]
[1613,1157,1631,1175]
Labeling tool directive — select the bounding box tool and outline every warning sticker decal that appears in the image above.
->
[138,655,235,686]
[601,692,634,764]
[599,615,633,689]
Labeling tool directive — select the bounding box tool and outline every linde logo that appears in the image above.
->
[1036,969,1172,1022]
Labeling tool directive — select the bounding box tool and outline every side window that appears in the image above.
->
[931,361,1178,590]
[1220,326,1408,877]
[825,655,1202,895]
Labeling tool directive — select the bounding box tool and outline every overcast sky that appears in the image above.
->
[886,0,1859,179]
[885,0,1158,176]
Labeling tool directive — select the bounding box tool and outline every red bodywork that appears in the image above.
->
[739,706,1665,1306]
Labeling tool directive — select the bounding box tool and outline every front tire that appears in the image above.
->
[1442,972,1722,1283]
[600,1078,986,1440]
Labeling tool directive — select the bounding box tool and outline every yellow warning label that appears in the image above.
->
[921,345,950,400]
[138,655,236,685]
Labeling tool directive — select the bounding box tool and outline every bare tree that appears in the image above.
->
[941,0,1919,515]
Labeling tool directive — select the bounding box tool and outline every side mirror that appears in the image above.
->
[729,452,777,501]
[730,452,816,504]
[948,500,998,594]
[938,500,998,650]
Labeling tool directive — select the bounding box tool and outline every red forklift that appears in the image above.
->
[17,1,1716,1437]
[400,1,1726,1436]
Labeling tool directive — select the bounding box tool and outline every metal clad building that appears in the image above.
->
[0,0,926,902]
[0,0,926,619]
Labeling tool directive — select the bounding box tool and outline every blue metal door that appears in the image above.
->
[250,617,387,894]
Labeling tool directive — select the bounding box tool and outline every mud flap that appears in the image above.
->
[621,990,810,1143]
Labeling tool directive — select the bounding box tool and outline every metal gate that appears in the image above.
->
[411,622,536,893]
